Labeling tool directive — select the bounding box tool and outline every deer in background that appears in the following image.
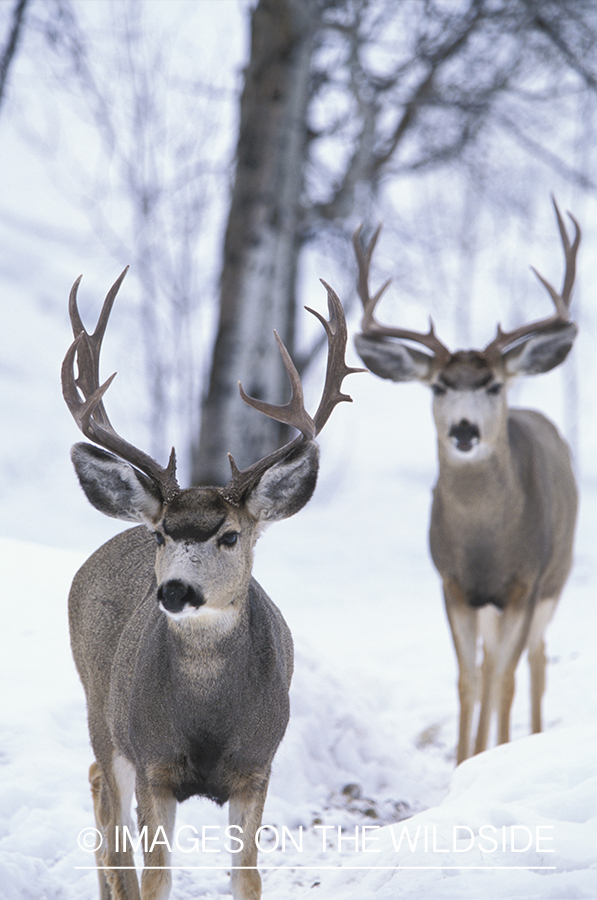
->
[62,270,360,900]
[353,200,580,764]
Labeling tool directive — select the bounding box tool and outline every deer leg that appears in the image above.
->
[89,762,112,900]
[443,581,479,764]
[473,605,500,756]
[527,597,557,734]
[135,775,177,900]
[228,773,270,900]
[494,587,536,746]
[89,758,141,900]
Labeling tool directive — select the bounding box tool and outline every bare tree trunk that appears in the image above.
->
[191,0,322,486]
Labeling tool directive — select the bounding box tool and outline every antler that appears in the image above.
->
[309,281,366,432]
[221,284,363,507]
[61,270,180,502]
[353,224,451,365]
[483,197,581,360]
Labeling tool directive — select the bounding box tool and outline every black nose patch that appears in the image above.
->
[449,419,480,452]
[157,579,205,613]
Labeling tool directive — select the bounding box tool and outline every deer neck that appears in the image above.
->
[165,592,249,659]
[435,423,521,513]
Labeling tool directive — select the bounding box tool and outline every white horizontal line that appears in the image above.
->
[76,865,558,871]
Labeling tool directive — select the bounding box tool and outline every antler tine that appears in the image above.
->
[62,271,180,501]
[484,198,581,360]
[308,280,366,434]
[352,224,392,332]
[238,331,317,441]
[353,224,451,363]
[550,195,581,310]
[222,285,361,507]
[68,269,128,429]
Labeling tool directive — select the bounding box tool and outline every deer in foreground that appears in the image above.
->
[353,200,580,764]
[62,271,360,900]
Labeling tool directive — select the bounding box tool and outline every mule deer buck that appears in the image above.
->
[353,200,580,764]
[62,270,360,900]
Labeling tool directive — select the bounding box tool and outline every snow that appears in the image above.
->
[1,2,596,898]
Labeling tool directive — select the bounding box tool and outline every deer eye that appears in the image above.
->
[432,383,447,396]
[154,531,165,546]
[219,532,239,548]
[487,383,503,396]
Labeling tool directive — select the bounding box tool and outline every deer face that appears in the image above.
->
[152,488,256,620]
[355,320,577,468]
[429,351,508,464]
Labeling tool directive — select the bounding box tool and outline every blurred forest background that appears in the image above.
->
[1,0,597,546]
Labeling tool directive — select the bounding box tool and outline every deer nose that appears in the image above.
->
[157,579,205,613]
[449,419,480,451]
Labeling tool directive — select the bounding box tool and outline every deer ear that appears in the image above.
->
[503,322,577,377]
[245,441,320,523]
[71,442,164,524]
[355,333,435,383]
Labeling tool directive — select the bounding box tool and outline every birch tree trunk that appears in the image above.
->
[191,0,321,485]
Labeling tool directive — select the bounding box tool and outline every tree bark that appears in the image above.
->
[191,0,321,486]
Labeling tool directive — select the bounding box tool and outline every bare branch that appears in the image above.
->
[0,0,30,110]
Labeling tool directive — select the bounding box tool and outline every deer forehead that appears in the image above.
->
[161,488,249,542]
[435,351,502,391]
